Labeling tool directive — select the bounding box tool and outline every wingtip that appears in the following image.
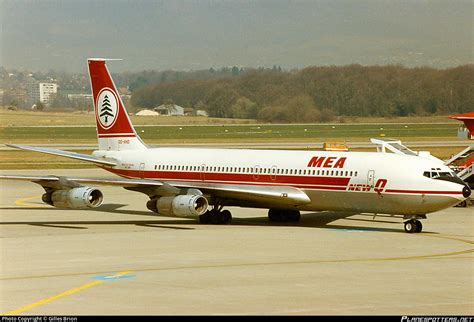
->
[5,143,23,149]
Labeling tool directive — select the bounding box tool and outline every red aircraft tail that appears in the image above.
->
[449,112,474,140]
[88,59,147,151]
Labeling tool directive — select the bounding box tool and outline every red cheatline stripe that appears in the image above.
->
[105,168,463,195]
[386,189,463,195]
[107,168,351,187]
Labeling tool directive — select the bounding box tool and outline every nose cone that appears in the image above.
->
[463,185,471,198]
[435,175,471,199]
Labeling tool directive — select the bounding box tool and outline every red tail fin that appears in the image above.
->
[88,59,146,151]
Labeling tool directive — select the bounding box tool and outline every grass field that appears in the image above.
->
[0,110,253,127]
[0,109,465,169]
[0,150,97,169]
[0,109,458,127]
[0,123,460,145]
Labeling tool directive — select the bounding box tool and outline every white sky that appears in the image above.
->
[1,0,472,72]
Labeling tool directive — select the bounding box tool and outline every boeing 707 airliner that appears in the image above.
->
[1,59,470,233]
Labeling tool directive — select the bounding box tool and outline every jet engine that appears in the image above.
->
[42,187,104,209]
[147,195,208,218]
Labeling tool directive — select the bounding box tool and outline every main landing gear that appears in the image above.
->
[404,219,423,233]
[268,209,301,222]
[199,206,232,225]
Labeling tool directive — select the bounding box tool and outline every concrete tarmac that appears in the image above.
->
[0,169,473,315]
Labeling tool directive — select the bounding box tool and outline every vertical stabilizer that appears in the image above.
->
[88,59,147,151]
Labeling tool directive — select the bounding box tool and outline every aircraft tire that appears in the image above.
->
[404,220,418,233]
[288,210,301,222]
[199,211,211,224]
[221,210,232,224]
[210,210,222,224]
[414,220,423,233]
[268,209,283,222]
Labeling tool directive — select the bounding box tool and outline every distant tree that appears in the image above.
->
[230,97,258,119]
[205,84,238,118]
[319,108,335,122]
[257,105,288,123]
[129,76,150,92]
[163,98,175,106]
[34,101,45,111]
[425,98,439,114]
[129,64,473,122]
[50,93,72,109]
[232,66,240,76]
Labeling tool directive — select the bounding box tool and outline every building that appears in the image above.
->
[196,109,209,117]
[27,81,58,107]
[154,104,185,116]
[136,109,159,116]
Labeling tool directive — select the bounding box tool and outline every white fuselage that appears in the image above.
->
[95,148,466,216]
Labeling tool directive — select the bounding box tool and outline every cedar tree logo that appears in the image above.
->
[97,88,118,129]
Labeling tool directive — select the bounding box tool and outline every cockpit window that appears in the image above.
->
[439,172,453,177]
[423,170,455,179]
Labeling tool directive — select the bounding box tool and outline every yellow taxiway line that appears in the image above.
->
[14,195,47,208]
[3,271,131,315]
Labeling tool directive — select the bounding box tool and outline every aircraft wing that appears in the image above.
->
[169,181,311,207]
[6,144,117,166]
[0,175,311,208]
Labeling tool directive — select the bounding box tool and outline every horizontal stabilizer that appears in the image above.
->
[0,174,163,189]
[6,144,117,166]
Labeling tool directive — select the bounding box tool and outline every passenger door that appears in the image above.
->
[367,170,375,188]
